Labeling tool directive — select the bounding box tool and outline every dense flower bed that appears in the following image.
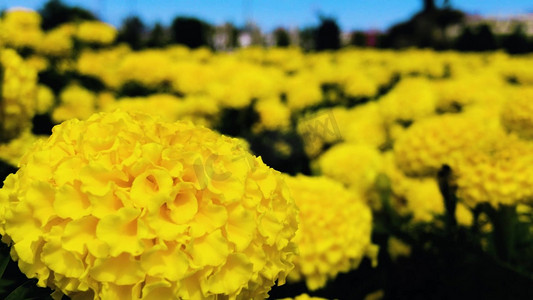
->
[2,7,533,300]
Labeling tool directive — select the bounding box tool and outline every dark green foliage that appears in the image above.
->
[116,81,165,98]
[0,243,53,299]
[116,16,145,50]
[248,130,311,176]
[502,25,532,54]
[350,31,367,47]
[38,69,105,96]
[39,0,95,30]
[38,69,69,96]
[382,6,464,49]
[170,17,212,49]
[215,103,259,138]
[146,23,169,48]
[274,28,291,47]
[315,17,340,51]
[299,27,316,52]
[456,24,497,51]
[32,114,55,136]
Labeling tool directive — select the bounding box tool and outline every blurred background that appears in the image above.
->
[3,0,533,53]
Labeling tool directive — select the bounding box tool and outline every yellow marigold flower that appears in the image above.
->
[254,98,291,132]
[297,104,386,158]
[38,24,75,56]
[25,55,49,72]
[279,293,329,300]
[315,143,383,195]
[393,114,501,176]
[340,103,387,148]
[342,71,379,98]
[1,48,38,141]
[382,153,444,222]
[285,175,377,290]
[52,85,96,123]
[106,94,219,127]
[501,87,533,140]
[76,21,117,45]
[0,110,298,299]
[77,46,131,88]
[36,84,55,114]
[388,236,411,261]
[1,9,43,49]
[404,178,444,223]
[0,130,45,167]
[119,50,177,88]
[500,56,533,85]
[433,73,506,113]
[450,135,533,208]
[378,77,436,123]
[285,72,323,111]
[296,109,343,158]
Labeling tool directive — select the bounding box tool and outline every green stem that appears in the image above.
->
[437,165,458,233]
[491,204,517,263]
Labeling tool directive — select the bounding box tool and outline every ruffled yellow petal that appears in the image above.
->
[96,207,145,256]
[189,229,229,267]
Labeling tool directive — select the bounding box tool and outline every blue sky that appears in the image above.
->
[3,0,533,32]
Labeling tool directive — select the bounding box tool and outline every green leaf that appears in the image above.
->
[0,246,11,279]
[4,280,52,300]
[5,280,36,300]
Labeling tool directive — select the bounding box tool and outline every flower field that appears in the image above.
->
[1,8,533,300]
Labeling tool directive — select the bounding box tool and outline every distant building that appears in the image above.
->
[466,13,533,35]
[213,23,238,51]
[239,22,263,47]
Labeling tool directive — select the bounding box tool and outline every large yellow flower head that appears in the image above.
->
[393,114,500,176]
[284,175,377,290]
[1,48,38,141]
[0,110,298,300]
[450,135,533,208]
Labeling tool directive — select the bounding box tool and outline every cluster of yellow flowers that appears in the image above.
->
[0,48,38,141]
[0,111,298,299]
[0,9,116,53]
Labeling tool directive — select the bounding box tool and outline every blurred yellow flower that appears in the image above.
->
[1,48,38,141]
[501,87,533,140]
[1,9,43,49]
[285,175,377,290]
[451,135,533,208]
[378,77,436,123]
[315,143,383,195]
[76,21,117,45]
[52,85,96,123]
[254,97,291,131]
[0,130,45,167]
[36,84,55,114]
[393,114,501,176]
